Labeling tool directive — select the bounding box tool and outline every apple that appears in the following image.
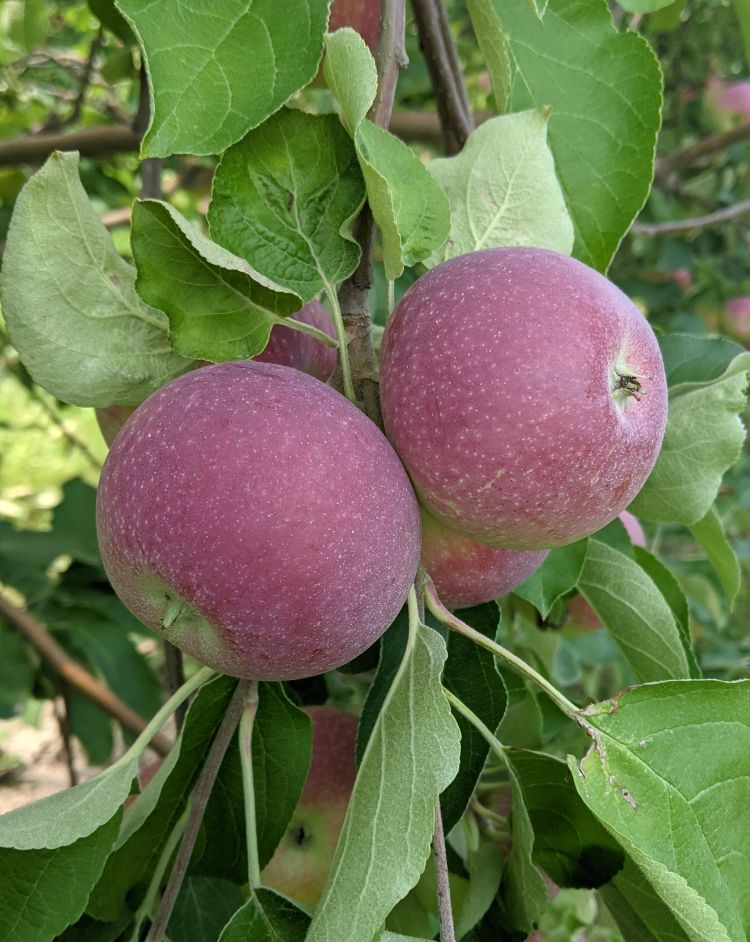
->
[704,75,750,129]
[329,0,381,54]
[723,297,750,342]
[420,507,548,609]
[94,300,337,446]
[379,248,668,550]
[96,361,421,680]
[261,706,358,909]
[124,758,162,809]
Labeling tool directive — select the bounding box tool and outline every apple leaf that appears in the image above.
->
[218,888,309,942]
[208,108,365,302]
[465,0,512,112]
[426,110,574,267]
[569,680,750,942]
[442,603,508,833]
[659,333,745,388]
[306,623,461,942]
[131,200,301,362]
[577,540,691,682]
[0,151,190,407]
[618,0,675,11]
[600,857,693,942]
[514,539,588,619]
[630,353,749,525]
[474,0,662,271]
[688,507,741,609]
[0,816,121,942]
[168,878,245,942]
[116,0,329,158]
[88,676,237,920]
[504,750,623,889]
[454,844,505,939]
[324,29,450,279]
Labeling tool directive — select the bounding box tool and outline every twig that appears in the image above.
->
[335,0,407,421]
[411,0,473,153]
[0,590,171,757]
[656,122,750,175]
[68,27,103,125]
[631,198,750,236]
[145,679,251,941]
[432,801,457,942]
[238,683,261,889]
[164,643,187,732]
[134,67,163,200]
[53,680,78,786]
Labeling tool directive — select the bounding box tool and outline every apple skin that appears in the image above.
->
[724,297,750,342]
[705,76,750,129]
[379,248,668,550]
[329,0,381,54]
[261,706,358,909]
[96,362,421,680]
[421,508,548,609]
[94,301,336,446]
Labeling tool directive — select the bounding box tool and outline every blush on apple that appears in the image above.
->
[380,248,668,550]
[329,0,381,54]
[261,706,358,910]
[420,508,548,609]
[724,297,750,342]
[96,362,421,680]
[704,75,750,129]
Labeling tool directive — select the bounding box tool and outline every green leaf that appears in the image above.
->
[7,0,49,52]
[618,0,676,11]
[486,0,663,270]
[0,152,191,407]
[426,110,573,267]
[0,815,120,942]
[514,540,588,619]
[324,29,450,279]
[466,0,512,112]
[57,909,134,942]
[601,857,692,942]
[218,888,309,942]
[442,603,507,833]
[208,109,365,302]
[168,877,245,942]
[88,676,237,920]
[66,685,115,765]
[88,0,133,43]
[505,750,623,888]
[51,479,102,568]
[688,507,741,610]
[0,622,35,718]
[659,334,745,389]
[131,200,300,362]
[454,844,505,939]
[307,623,461,942]
[632,546,700,679]
[570,680,750,942]
[116,0,329,157]
[630,354,749,525]
[577,540,690,682]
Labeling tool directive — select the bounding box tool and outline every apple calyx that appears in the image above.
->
[612,370,643,401]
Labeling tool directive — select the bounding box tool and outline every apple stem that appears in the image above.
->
[432,801,457,942]
[424,577,585,725]
[387,278,395,317]
[325,281,357,403]
[239,680,262,890]
[145,679,252,942]
[279,314,339,349]
[161,597,185,631]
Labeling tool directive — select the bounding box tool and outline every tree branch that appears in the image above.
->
[0,589,171,757]
[631,198,750,236]
[411,0,473,154]
[67,27,103,126]
[656,122,750,175]
[432,801,457,942]
[145,679,251,941]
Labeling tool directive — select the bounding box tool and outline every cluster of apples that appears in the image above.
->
[96,247,668,681]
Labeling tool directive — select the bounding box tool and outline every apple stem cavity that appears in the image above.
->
[612,370,643,403]
[239,680,262,890]
[145,679,252,942]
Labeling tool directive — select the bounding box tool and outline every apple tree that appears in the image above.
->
[0,1,749,941]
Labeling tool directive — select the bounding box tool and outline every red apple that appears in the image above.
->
[329,0,381,54]
[704,76,750,129]
[94,301,336,446]
[380,248,668,550]
[421,508,548,609]
[261,706,358,909]
[724,297,750,342]
[96,362,420,680]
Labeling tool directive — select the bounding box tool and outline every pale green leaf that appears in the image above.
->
[131,200,301,362]
[307,623,461,942]
[0,152,190,407]
[487,0,663,270]
[578,540,690,682]
[466,0,512,112]
[208,109,365,301]
[0,816,120,942]
[570,680,750,942]
[324,29,450,279]
[426,110,574,267]
[630,355,749,525]
[601,857,692,942]
[116,0,329,157]
[618,0,680,11]
[514,540,588,619]
[689,507,741,610]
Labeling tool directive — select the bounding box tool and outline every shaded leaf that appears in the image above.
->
[218,888,309,942]
[514,540,588,619]
[168,877,245,942]
[688,507,741,610]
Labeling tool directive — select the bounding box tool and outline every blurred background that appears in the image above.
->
[1,1,750,937]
